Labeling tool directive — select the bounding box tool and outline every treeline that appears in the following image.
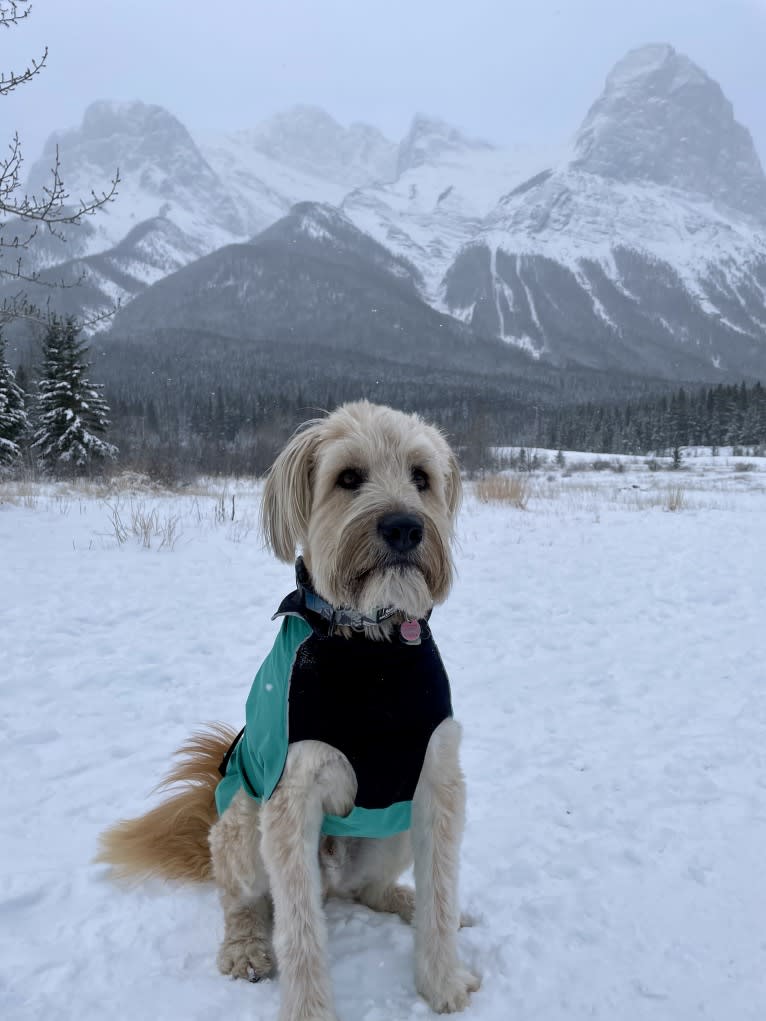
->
[542,381,766,455]
[6,321,764,481]
[91,328,671,479]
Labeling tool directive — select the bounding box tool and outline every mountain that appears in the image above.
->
[1,217,211,332]
[99,203,679,479]
[108,201,512,371]
[244,105,397,186]
[14,51,766,383]
[200,106,398,238]
[343,116,557,301]
[20,102,399,283]
[395,114,494,176]
[572,44,766,217]
[442,44,766,377]
[26,101,244,261]
[255,202,423,290]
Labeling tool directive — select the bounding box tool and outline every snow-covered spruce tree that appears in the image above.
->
[32,317,117,474]
[0,331,28,468]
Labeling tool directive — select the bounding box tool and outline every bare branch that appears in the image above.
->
[0,2,32,29]
[0,254,89,289]
[0,47,46,95]
[0,3,121,328]
[1,139,120,228]
[0,221,39,251]
[0,291,120,329]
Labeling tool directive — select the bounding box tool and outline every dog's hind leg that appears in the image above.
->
[412,719,480,1014]
[343,832,416,924]
[260,740,357,1021]
[216,893,274,981]
[209,790,275,981]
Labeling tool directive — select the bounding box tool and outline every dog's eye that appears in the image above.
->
[412,467,430,492]
[336,468,365,491]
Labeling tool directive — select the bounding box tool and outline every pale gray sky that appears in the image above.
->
[5,0,766,169]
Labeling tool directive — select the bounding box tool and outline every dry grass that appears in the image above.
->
[104,498,181,550]
[664,486,687,512]
[475,473,531,509]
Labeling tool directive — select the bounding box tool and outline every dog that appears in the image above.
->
[97,400,479,1020]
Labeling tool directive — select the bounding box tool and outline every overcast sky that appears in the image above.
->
[5,0,766,168]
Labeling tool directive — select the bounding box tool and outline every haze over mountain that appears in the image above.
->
[12,44,766,381]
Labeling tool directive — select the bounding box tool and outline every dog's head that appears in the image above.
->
[261,401,461,620]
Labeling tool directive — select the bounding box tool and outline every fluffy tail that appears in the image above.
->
[95,723,238,883]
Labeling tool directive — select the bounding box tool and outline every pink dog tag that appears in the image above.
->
[400,618,421,644]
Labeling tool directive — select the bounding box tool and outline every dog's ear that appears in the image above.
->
[445,450,463,520]
[260,421,322,562]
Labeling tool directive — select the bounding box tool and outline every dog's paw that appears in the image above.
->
[217,937,275,982]
[416,965,481,1014]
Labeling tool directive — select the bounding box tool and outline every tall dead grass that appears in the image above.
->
[475,474,531,509]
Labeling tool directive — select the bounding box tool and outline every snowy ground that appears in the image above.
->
[2,455,766,1021]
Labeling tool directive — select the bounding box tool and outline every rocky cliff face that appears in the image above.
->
[572,44,766,219]
[442,44,766,377]
[27,100,244,253]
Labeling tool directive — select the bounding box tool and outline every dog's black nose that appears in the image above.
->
[378,513,424,554]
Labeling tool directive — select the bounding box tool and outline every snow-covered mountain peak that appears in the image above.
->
[26,99,245,248]
[244,105,397,187]
[603,43,703,92]
[573,44,766,219]
[255,200,422,288]
[78,99,184,138]
[31,100,209,182]
[276,200,355,239]
[396,114,494,177]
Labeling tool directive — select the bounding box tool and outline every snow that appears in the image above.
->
[444,171,766,355]
[343,144,560,303]
[2,460,766,1020]
[201,134,350,238]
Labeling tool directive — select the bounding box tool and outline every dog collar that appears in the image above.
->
[303,589,399,631]
[272,557,413,633]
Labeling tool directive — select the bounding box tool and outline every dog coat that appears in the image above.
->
[215,569,453,839]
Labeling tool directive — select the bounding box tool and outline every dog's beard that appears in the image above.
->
[354,560,434,620]
[306,503,454,622]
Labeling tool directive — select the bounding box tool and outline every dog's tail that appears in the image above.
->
[95,723,237,883]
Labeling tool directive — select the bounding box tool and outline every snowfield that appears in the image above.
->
[2,455,766,1021]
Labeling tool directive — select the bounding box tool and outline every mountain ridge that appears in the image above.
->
[13,45,766,381]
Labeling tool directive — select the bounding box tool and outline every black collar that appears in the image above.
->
[272,557,426,635]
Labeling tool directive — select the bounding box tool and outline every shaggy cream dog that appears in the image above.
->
[98,401,479,1020]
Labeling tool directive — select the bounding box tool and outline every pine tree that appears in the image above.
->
[0,331,28,467]
[32,317,117,473]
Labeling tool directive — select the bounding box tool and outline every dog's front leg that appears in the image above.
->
[260,740,357,1021]
[412,719,480,1014]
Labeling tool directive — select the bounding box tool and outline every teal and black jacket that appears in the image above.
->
[215,570,453,839]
